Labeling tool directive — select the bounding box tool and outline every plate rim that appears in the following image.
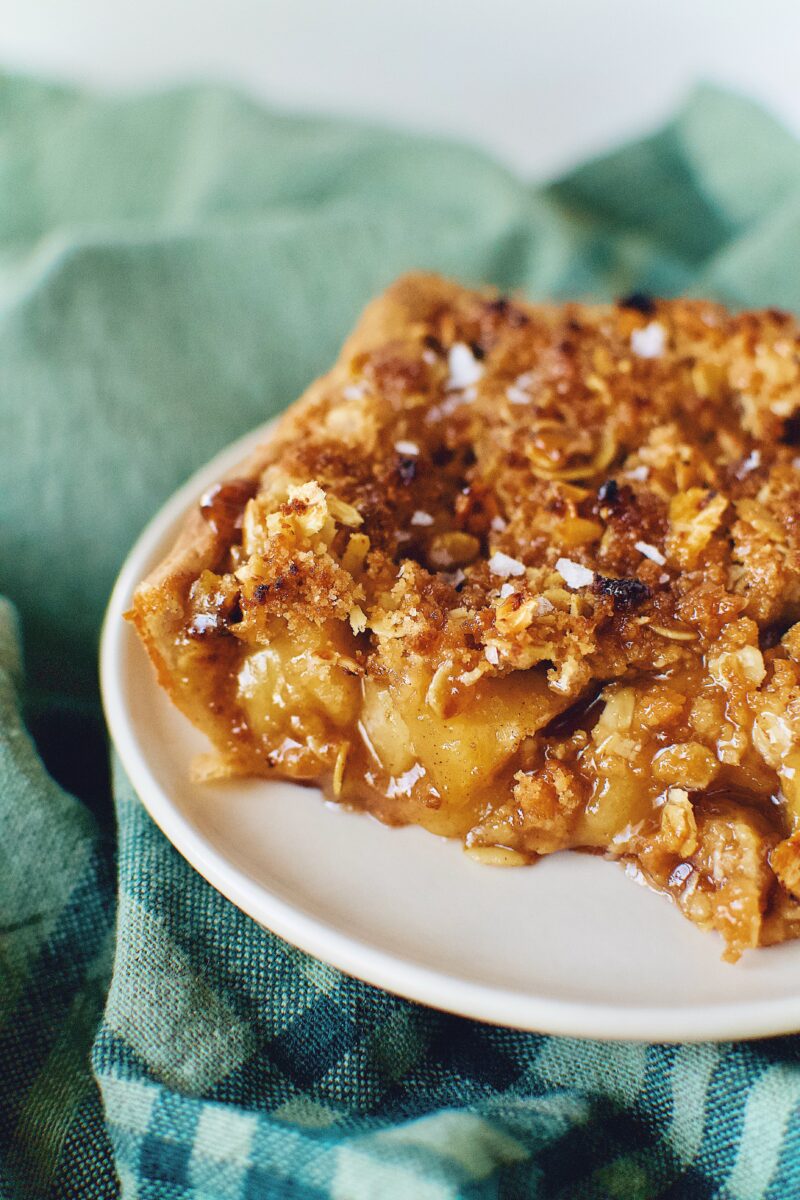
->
[101,420,800,1043]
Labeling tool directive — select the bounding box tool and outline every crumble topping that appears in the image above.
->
[134,273,800,960]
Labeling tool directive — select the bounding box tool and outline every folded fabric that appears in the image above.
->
[3,75,800,1199]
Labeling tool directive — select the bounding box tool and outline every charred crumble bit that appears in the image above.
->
[397,456,417,485]
[760,620,795,651]
[470,341,486,360]
[597,479,619,505]
[432,445,453,467]
[506,306,529,328]
[423,333,443,354]
[288,561,300,576]
[619,291,656,316]
[593,575,651,612]
[781,414,800,445]
[484,296,509,316]
[484,295,528,327]
[253,583,270,603]
[224,597,243,625]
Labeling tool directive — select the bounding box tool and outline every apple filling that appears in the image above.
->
[169,475,800,962]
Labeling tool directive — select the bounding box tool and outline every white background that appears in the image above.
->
[1,0,798,178]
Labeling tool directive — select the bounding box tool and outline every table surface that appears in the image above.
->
[1,0,798,178]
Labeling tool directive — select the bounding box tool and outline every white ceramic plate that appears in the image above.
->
[101,420,800,1042]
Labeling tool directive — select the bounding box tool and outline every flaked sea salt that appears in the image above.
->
[635,540,667,566]
[447,342,484,391]
[506,371,533,405]
[631,322,666,359]
[488,551,526,578]
[555,557,594,589]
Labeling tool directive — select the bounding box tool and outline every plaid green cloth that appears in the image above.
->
[4,74,800,1199]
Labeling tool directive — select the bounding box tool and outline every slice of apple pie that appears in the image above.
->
[130,272,800,959]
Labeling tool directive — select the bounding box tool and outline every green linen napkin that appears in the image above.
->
[3,74,800,1199]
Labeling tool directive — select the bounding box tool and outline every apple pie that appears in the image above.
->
[130,272,800,960]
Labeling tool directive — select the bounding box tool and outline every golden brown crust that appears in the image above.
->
[130,271,800,959]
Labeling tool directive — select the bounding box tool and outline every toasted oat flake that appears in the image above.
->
[447,342,484,390]
[411,510,434,526]
[332,743,349,796]
[327,494,363,528]
[651,623,697,642]
[484,644,500,665]
[631,322,666,358]
[491,515,508,532]
[488,551,526,577]
[499,582,515,599]
[348,605,367,634]
[555,557,594,588]
[343,382,367,401]
[635,540,667,566]
[394,440,419,456]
